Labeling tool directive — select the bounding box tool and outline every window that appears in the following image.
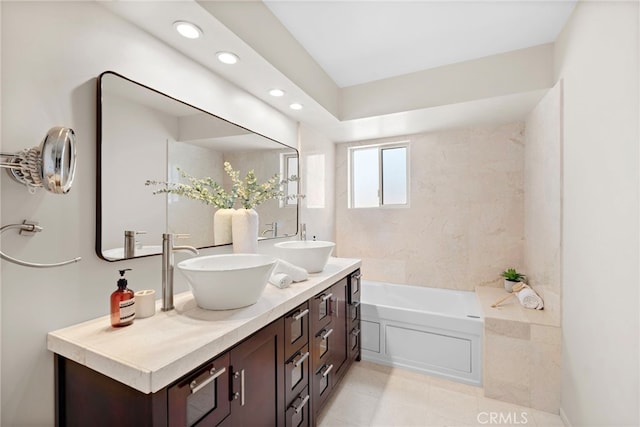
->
[349,142,409,208]
[282,153,299,207]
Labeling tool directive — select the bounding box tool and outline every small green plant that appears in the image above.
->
[501,268,526,282]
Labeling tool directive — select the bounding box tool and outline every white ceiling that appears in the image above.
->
[102,1,577,142]
[264,1,577,88]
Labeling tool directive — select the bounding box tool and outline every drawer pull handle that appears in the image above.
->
[240,369,245,406]
[190,366,226,394]
[352,328,361,336]
[294,308,309,321]
[321,364,334,378]
[321,293,333,302]
[351,301,361,308]
[353,274,362,280]
[293,351,310,367]
[290,394,310,414]
[320,328,334,340]
[232,369,245,406]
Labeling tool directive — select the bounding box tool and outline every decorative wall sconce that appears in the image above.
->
[0,127,81,268]
[0,127,77,194]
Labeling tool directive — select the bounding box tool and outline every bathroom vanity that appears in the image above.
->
[48,258,361,426]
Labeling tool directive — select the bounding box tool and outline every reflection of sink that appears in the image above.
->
[103,245,162,260]
[274,241,335,273]
[177,254,277,310]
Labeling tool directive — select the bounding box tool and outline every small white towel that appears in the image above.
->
[273,259,309,282]
[516,285,544,310]
[269,273,293,289]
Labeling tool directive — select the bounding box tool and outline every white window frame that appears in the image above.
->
[348,141,410,209]
[281,152,299,208]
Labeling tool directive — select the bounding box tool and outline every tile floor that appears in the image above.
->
[317,361,564,427]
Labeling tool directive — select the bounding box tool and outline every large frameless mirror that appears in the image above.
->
[97,71,299,261]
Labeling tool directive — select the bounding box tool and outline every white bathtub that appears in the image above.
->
[360,280,483,386]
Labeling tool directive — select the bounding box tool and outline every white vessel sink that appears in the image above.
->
[103,245,162,260]
[177,254,277,310]
[274,241,335,273]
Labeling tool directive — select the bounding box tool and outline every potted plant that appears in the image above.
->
[501,268,526,292]
[146,162,300,252]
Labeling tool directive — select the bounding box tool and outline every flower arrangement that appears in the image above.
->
[146,162,301,209]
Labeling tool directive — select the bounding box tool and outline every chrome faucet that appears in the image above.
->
[124,230,146,258]
[261,222,278,237]
[300,223,306,241]
[162,233,199,311]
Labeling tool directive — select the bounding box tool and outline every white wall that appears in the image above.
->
[554,2,639,425]
[298,124,336,242]
[0,2,298,425]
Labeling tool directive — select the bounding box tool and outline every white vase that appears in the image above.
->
[213,208,235,245]
[232,208,259,253]
[504,279,519,293]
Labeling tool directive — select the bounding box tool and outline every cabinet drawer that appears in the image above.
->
[311,324,334,371]
[284,302,310,358]
[168,353,230,427]
[285,386,310,427]
[312,362,334,414]
[348,270,361,305]
[348,326,361,360]
[349,300,360,326]
[285,344,310,406]
[310,290,333,333]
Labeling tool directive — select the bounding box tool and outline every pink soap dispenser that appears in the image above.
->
[110,269,135,327]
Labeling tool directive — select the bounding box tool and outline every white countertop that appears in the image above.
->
[47,257,361,394]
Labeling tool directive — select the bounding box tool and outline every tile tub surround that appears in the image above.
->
[524,80,562,323]
[335,123,525,292]
[47,257,361,394]
[476,286,561,413]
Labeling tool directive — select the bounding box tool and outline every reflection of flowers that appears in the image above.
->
[146,162,302,209]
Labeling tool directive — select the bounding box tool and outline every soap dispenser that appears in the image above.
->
[110,269,135,327]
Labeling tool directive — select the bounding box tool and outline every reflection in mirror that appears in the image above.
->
[97,71,299,261]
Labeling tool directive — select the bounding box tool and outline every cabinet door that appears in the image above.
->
[331,278,349,381]
[229,319,285,427]
[168,353,230,427]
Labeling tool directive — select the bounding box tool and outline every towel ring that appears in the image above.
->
[0,221,82,268]
[0,127,77,194]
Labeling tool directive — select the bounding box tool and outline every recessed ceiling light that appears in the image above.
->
[173,21,202,39]
[289,103,303,110]
[216,52,239,65]
[269,89,286,97]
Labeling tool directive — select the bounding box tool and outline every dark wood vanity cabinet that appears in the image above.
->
[227,319,285,426]
[309,270,361,422]
[54,271,360,427]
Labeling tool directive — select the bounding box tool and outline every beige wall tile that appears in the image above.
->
[485,318,531,340]
[336,123,525,291]
[530,342,562,413]
[484,376,531,408]
[484,333,531,387]
[523,82,562,319]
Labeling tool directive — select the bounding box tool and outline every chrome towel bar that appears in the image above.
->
[0,221,82,268]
